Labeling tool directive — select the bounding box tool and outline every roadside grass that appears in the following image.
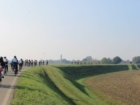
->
[11,64,140,105]
[11,66,107,105]
[11,67,71,105]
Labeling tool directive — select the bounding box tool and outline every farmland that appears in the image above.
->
[85,68,140,105]
[11,65,140,105]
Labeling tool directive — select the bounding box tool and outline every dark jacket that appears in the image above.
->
[0,57,5,68]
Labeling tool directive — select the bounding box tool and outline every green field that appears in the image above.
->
[11,64,140,105]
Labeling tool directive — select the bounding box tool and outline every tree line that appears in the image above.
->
[81,56,140,64]
[46,56,140,64]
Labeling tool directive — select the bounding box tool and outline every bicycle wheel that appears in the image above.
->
[15,69,16,76]
[0,74,2,82]
[4,68,7,75]
[19,66,21,71]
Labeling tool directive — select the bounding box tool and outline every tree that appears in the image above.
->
[132,56,140,64]
[100,58,113,64]
[113,56,122,64]
[61,59,71,64]
[82,57,92,64]
[82,58,87,64]
[92,59,100,64]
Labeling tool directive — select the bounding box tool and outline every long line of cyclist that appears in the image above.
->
[0,56,49,82]
[24,59,48,66]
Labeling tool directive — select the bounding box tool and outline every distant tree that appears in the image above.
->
[107,58,114,64]
[82,58,87,64]
[92,59,100,64]
[100,58,113,64]
[86,56,92,61]
[132,56,140,64]
[82,56,93,64]
[113,56,122,64]
[61,59,71,64]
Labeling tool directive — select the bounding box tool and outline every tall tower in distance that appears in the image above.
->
[60,54,62,62]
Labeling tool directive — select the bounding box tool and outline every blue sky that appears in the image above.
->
[0,0,140,61]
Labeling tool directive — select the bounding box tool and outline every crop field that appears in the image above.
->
[85,70,140,105]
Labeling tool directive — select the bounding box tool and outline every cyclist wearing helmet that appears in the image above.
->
[25,59,28,66]
[19,59,23,71]
[0,57,5,78]
[4,57,8,72]
[12,56,18,75]
[21,59,23,68]
[28,59,31,66]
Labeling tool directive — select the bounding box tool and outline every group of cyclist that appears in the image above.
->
[0,56,49,82]
[0,56,24,82]
[25,59,38,67]
[25,59,48,66]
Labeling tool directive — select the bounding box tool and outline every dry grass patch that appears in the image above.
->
[85,70,140,105]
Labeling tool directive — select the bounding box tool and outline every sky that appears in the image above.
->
[0,0,140,61]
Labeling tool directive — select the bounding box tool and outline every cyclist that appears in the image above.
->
[39,60,41,66]
[34,60,37,66]
[0,57,4,81]
[46,60,48,65]
[0,65,2,82]
[42,60,44,65]
[10,60,12,68]
[25,59,28,66]
[31,60,33,66]
[3,57,8,73]
[33,60,36,66]
[28,59,31,66]
[18,59,23,71]
[12,56,18,75]
[0,57,5,78]
[21,59,23,68]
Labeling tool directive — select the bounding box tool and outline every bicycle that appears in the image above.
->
[19,64,22,71]
[12,66,18,76]
[5,64,8,72]
[0,66,3,83]
[4,65,8,75]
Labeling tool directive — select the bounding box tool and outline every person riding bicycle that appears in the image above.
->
[0,57,4,81]
[3,57,8,72]
[34,60,37,66]
[0,65,2,81]
[42,60,44,65]
[28,59,31,66]
[12,56,18,75]
[39,60,41,66]
[21,59,23,67]
[31,60,33,66]
[10,60,13,68]
[25,59,28,66]
[0,57,5,78]
[46,60,48,65]
[18,59,23,71]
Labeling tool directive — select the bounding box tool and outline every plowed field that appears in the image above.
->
[85,70,140,105]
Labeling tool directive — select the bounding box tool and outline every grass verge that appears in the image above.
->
[11,66,106,105]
